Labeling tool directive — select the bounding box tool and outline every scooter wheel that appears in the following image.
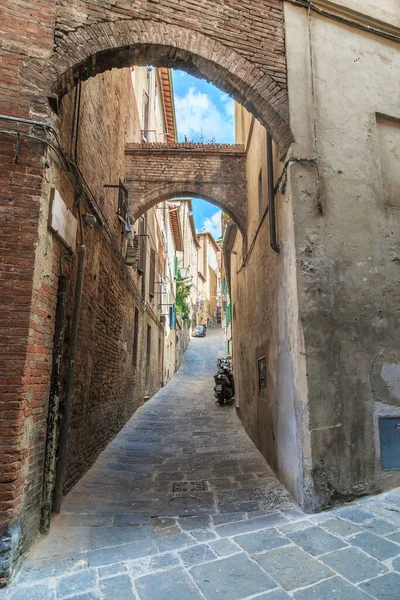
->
[217,393,224,406]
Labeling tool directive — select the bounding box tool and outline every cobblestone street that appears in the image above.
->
[3,329,400,599]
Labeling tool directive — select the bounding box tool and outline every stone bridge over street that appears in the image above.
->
[125,143,248,232]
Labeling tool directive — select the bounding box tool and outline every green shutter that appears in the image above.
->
[226,304,231,324]
[174,255,179,279]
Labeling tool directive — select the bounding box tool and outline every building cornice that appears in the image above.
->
[285,0,400,43]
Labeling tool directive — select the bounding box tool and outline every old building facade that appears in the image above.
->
[1,0,400,586]
[197,233,222,328]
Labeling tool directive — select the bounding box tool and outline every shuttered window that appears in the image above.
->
[149,248,156,298]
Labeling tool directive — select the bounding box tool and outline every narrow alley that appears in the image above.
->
[2,329,400,599]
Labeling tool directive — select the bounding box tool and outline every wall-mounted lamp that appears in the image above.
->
[82,213,97,228]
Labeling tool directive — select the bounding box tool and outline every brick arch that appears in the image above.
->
[26,18,293,157]
[125,143,248,233]
[132,186,245,234]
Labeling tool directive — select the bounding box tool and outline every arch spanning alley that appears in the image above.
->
[24,9,292,157]
[124,143,248,232]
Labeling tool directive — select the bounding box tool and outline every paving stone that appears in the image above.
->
[287,526,347,556]
[135,566,203,600]
[319,517,363,537]
[148,552,179,570]
[63,594,99,600]
[16,553,88,583]
[52,515,112,528]
[281,508,306,521]
[321,547,388,582]
[254,593,291,600]
[56,569,97,598]
[90,526,153,549]
[393,556,400,571]
[363,518,399,536]
[178,516,212,530]
[150,517,177,530]
[209,538,240,557]
[212,513,247,526]
[360,573,400,599]
[191,529,217,542]
[293,576,372,599]
[153,525,181,538]
[179,543,217,566]
[155,532,195,553]
[254,546,333,591]
[100,574,135,599]
[190,553,277,599]
[351,532,400,560]
[278,521,313,534]
[28,529,91,560]
[233,528,289,554]
[384,494,400,508]
[87,540,157,567]
[215,513,288,537]
[334,507,373,524]
[387,531,400,544]
[113,515,150,526]
[9,581,55,600]
[97,563,128,579]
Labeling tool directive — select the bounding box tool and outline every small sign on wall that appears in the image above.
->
[48,188,77,252]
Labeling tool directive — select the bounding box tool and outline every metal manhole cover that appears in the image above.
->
[168,496,201,509]
[170,480,209,493]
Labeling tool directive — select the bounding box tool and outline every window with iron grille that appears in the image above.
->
[149,248,156,298]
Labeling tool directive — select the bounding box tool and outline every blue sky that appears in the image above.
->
[172,70,235,239]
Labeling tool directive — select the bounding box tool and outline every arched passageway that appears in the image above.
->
[2,2,295,579]
[125,142,248,233]
[25,14,292,157]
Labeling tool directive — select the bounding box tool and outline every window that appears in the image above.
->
[132,307,139,368]
[142,68,151,141]
[149,248,156,298]
[258,168,263,219]
[145,324,151,392]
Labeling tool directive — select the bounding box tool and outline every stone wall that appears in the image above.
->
[125,143,247,232]
[229,111,308,508]
[284,3,400,507]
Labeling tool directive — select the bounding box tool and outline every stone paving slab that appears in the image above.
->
[292,576,372,599]
[135,567,203,600]
[2,330,400,599]
[320,547,388,583]
[254,546,334,591]
[190,553,277,599]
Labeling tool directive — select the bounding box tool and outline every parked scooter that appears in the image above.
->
[214,357,235,406]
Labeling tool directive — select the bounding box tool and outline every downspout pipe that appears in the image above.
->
[40,273,68,533]
[53,245,86,513]
[267,133,280,254]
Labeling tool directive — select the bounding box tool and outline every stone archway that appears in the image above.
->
[23,10,292,157]
[125,142,248,233]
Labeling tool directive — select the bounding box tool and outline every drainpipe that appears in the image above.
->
[53,244,86,513]
[40,268,68,533]
[267,132,280,254]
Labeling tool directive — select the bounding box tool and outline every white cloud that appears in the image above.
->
[202,210,222,240]
[175,87,233,143]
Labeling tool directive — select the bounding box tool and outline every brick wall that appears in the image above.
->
[125,143,248,232]
[0,64,153,583]
[0,0,57,584]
